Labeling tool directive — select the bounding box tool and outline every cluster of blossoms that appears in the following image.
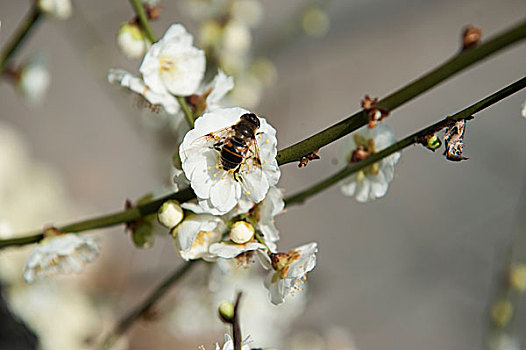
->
[108,21,318,306]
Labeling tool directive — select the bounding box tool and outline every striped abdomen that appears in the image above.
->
[220,137,248,171]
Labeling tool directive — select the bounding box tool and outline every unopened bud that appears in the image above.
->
[158,200,184,229]
[117,23,150,58]
[509,264,526,292]
[218,300,235,323]
[230,221,254,244]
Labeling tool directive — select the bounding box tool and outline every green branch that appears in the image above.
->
[284,75,526,205]
[100,261,195,350]
[0,6,42,74]
[1,20,526,250]
[0,188,195,248]
[129,0,157,43]
[275,18,526,166]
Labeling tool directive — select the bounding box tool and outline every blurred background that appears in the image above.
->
[1,0,526,349]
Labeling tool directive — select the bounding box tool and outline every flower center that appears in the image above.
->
[348,134,380,176]
[159,56,178,74]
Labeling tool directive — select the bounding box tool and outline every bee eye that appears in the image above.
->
[241,113,260,128]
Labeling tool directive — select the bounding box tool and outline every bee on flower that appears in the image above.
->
[180,107,280,215]
[339,122,400,202]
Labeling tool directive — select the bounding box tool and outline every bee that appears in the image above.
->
[193,113,263,180]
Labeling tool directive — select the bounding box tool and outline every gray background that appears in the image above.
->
[1,0,526,349]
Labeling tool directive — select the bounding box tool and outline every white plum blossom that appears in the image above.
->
[117,23,150,58]
[140,24,206,96]
[174,214,226,261]
[200,334,252,350]
[17,56,51,105]
[339,122,400,202]
[264,242,318,305]
[23,234,99,283]
[108,68,180,114]
[38,0,72,19]
[180,107,280,215]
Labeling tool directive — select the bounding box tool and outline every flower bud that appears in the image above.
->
[38,0,72,19]
[218,300,235,323]
[229,221,254,244]
[117,23,150,58]
[158,200,184,229]
[509,264,526,292]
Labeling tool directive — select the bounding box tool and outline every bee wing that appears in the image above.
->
[182,126,234,156]
[243,137,263,174]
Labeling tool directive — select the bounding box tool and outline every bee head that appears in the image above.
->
[241,113,260,128]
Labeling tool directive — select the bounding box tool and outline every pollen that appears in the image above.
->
[246,191,251,195]
[265,140,270,144]
[207,166,211,170]
[258,135,262,139]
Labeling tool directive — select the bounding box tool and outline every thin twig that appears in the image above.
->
[100,261,195,350]
[1,21,526,249]
[0,6,42,74]
[284,75,526,205]
[275,18,526,166]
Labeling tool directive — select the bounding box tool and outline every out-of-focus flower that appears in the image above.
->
[521,99,526,118]
[231,0,263,28]
[173,214,226,261]
[23,234,99,283]
[180,107,280,215]
[339,123,400,202]
[158,200,184,229]
[223,21,251,54]
[264,242,318,305]
[38,0,72,19]
[108,68,180,114]
[17,55,51,105]
[117,23,150,58]
[8,282,99,350]
[140,24,205,96]
[302,7,330,38]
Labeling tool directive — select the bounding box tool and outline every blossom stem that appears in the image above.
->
[100,261,195,350]
[129,0,157,42]
[232,292,243,350]
[284,75,526,206]
[0,5,42,75]
[177,95,195,128]
[276,18,526,166]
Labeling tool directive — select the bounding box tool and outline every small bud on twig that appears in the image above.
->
[417,133,442,152]
[298,149,320,168]
[361,95,390,128]
[462,25,482,50]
